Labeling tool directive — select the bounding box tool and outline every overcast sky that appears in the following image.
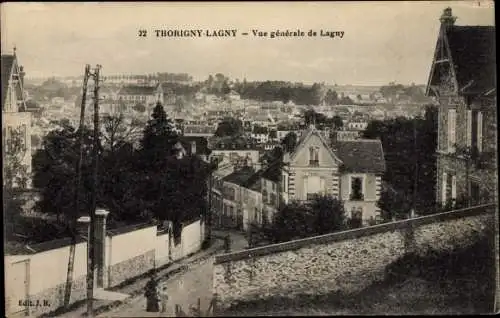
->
[1,1,495,85]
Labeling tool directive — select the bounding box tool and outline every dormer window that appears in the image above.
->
[309,146,319,166]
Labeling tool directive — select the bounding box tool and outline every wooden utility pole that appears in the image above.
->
[87,64,101,317]
[64,64,91,308]
[411,119,418,218]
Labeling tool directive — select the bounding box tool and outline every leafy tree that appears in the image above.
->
[32,102,212,228]
[252,125,268,134]
[214,117,243,137]
[4,126,31,234]
[268,130,277,140]
[3,126,30,189]
[303,109,328,126]
[363,105,437,213]
[31,134,42,149]
[332,115,343,130]
[265,195,346,243]
[140,102,179,167]
[377,188,412,221]
[102,113,142,153]
[133,103,146,113]
[137,102,212,226]
[310,83,324,105]
[221,80,231,96]
[268,201,313,243]
[324,89,338,105]
[33,124,95,221]
[281,131,297,153]
[310,195,346,234]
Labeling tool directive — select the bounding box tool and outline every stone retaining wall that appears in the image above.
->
[213,204,496,312]
[108,249,155,287]
[25,275,87,317]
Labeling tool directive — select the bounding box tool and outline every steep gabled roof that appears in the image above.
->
[287,125,342,164]
[261,160,282,183]
[447,26,496,95]
[426,14,496,97]
[334,139,386,174]
[1,54,15,109]
[222,167,257,187]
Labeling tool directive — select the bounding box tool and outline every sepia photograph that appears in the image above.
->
[2,1,498,317]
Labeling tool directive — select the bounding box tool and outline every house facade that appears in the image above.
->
[209,142,261,171]
[281,125,385,224]
[425,8,497,205]
[2,51,32,188]
[217,167,261,231]
[117,85,158,110]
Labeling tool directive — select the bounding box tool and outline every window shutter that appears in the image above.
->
[285,174,288,193]
[442,172,447,203]
[466,110,472,147]
[477,111,483,152]
[451,175,457,200]
[3,128,6,151]
[21,124,27,151]
[448,109,456,152]
[303,176,308,199]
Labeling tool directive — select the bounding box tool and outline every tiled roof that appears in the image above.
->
[183,125,216,134]
[1,54,15,109]
[118,85,156,96]
[261,160,282,183]
[212,137,259,150]
[288,125,341,164]
[222,167,257,187]
[245,169,264,189]
[447,25,496,94]
[334,139,386,173]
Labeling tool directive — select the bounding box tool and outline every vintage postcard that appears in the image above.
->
[2,1,498,317]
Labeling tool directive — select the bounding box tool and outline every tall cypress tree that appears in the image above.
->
[140,102,179,169]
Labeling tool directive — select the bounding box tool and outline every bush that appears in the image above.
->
[265,195,346,243]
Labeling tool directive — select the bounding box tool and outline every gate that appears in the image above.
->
[6,259,30,316]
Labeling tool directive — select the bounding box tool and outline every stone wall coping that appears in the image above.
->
[106,221,156,237]
[21,236,87,255]
[214,203,496,265]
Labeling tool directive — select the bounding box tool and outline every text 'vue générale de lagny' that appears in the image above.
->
[145,29,345,39]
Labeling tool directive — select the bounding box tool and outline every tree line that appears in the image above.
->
[362,105,439,218]
[7,102,213,243]
[232,80,353,106]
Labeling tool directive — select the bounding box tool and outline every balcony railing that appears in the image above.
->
[349,193,364,201]
[309,160,319,167]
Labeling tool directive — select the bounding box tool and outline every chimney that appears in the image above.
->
[440,7,456,28]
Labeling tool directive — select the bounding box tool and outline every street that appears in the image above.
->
[98,231,248,317]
